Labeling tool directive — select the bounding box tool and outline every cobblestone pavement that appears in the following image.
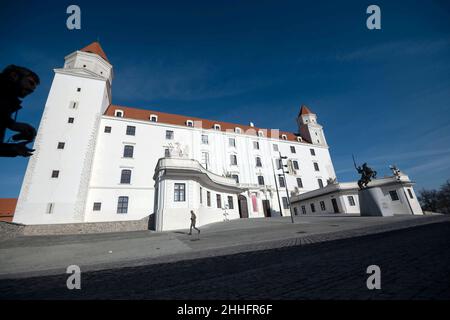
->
[1,215,448,279]
[0,222,449,299]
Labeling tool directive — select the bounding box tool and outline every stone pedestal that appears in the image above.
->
[359,187,394,217]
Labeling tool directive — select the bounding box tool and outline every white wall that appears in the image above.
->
[14,72,110,225]
[292,191,359,215]
[14,51,336,226]
[155,177,240,231]
[83,115,335,223]
[291,183,423,216]
[379,185,423,215]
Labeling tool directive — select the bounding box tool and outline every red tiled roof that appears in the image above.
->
[105,105,309,143]
[80,42,109,62]
[0,198,17,222]
[299,105,314,116]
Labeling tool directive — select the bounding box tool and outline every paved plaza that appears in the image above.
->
[0,214,449,299]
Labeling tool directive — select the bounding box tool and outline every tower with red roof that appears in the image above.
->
[297,105,328,146]
[14,42,114,224]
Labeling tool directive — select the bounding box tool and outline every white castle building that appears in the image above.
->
[12,42,422,231]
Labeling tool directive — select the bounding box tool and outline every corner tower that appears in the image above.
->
[14,42,113,224]
[297,105,327,146]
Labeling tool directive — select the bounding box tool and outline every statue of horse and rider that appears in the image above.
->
[353,155,377,190]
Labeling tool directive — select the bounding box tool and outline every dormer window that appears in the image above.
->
[258,131,264,137]
[281,134,287,140]
[213,124,221,131]
[150,114,158,122]
[186,120,194,127]
[297,137,303,142]
[235,127,242,134]
[115,110,124,117]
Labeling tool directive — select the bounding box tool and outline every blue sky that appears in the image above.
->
[1,0,450,197]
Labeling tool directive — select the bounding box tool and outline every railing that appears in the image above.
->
[155,157,240,188]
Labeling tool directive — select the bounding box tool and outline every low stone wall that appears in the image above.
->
[0,221,25,240]
[0,215,151,239]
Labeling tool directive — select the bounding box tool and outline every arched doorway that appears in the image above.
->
[238,195,249,218]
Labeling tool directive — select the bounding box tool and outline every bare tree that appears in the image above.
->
[418,180,450,214]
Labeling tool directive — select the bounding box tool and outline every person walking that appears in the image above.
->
[188,210,200,235]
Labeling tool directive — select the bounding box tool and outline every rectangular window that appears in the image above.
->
[258,176,265,186]
[164,148,170,157]
[174,183,186,202]
[229,138,236,147]
[279,176,286,188]
[165,130,174,140]
[51,170,59,178]
[311,203,316,213]
[117,196,128,214]
[46,203,54,214]
[290,146,296,153]
[273,144,279,152]
[253,141,259,150]
[201,152,209,169]
[310,148,316,156]
[126,126,136,136]
[282,197,289,209]
[256,157,262,167]
[123,145,134,158]
[120,169,132,184]
[320,201,326,211]
[318,179,324,188]
[301,205,306,214]
[228,196,234,209]
[201,134,209,144]
[68,117,74,123]
[297,178,303,188]
[93,202,101,211]
[57,142,65,149]
[232,174,239,183]
[104,126,111,133]
[216,194,222,208]
[230,154,237,166]
[200,187,202,204]
[293,160,299,170]
[294,207,298,216]
[389,190,399,201]
[277,159,282,170]
[348,196,356,206]
[407,189,414,199]
[314,162,320,171]
[77,88,81,92]
[69,101,78,109]
[207,191,211,207]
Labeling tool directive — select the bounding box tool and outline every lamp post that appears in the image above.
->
[271,157,284,216]
[278,152,295,224]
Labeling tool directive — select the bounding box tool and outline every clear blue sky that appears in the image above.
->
[1,0,449,197]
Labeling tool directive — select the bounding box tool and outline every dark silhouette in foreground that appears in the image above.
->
[0,65,39,157]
